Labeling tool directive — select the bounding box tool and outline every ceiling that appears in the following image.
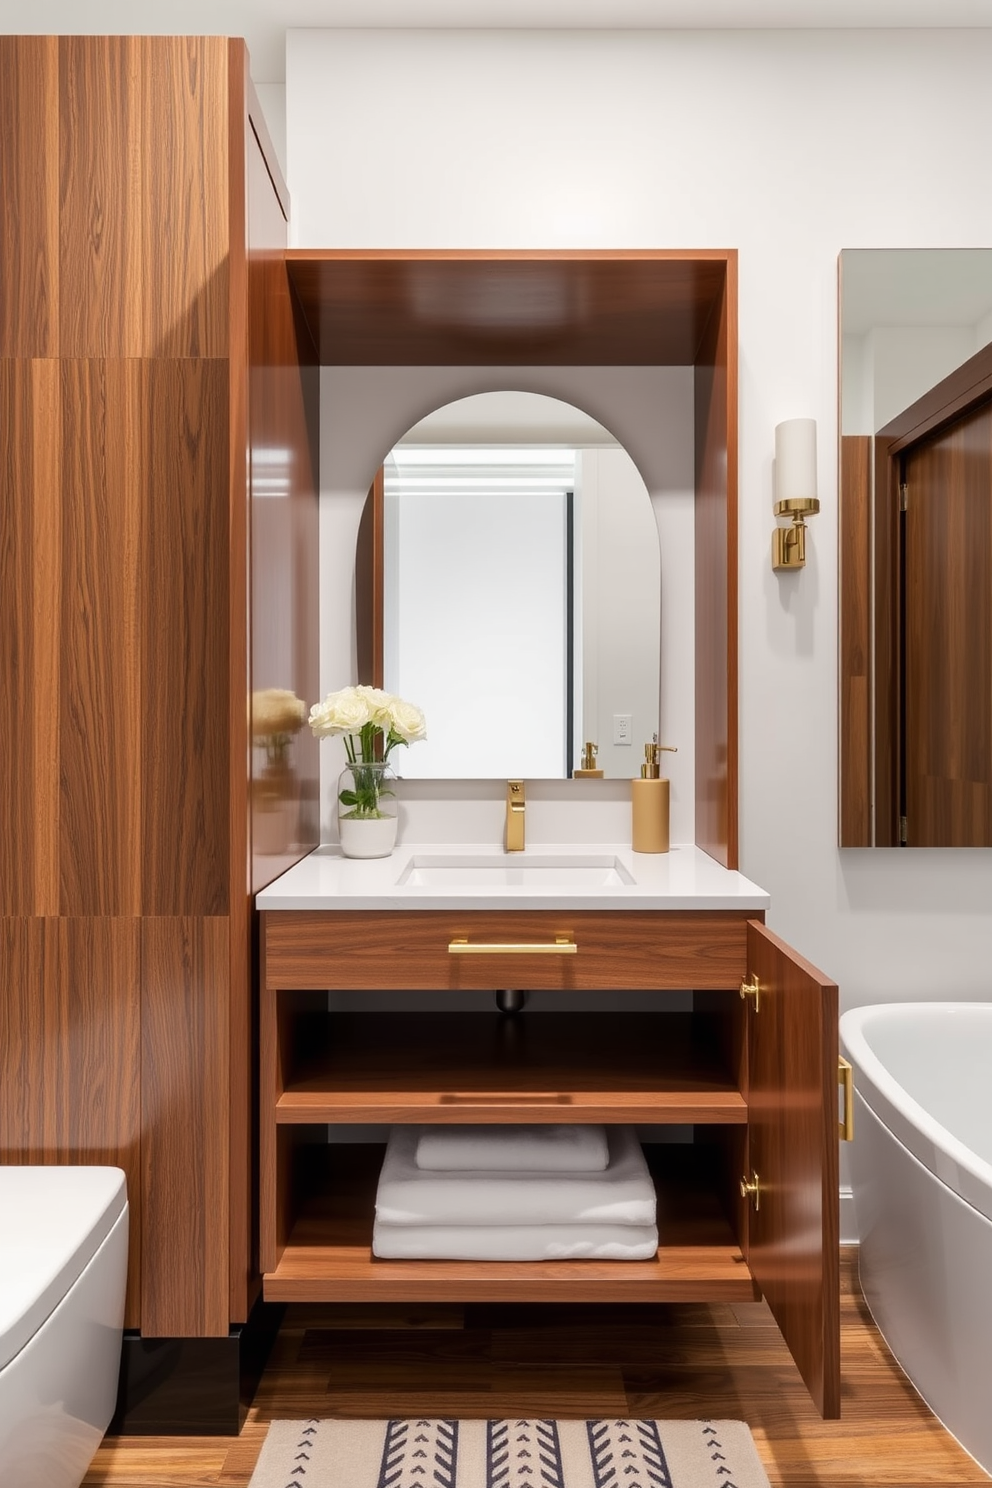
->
[1,0,990,80]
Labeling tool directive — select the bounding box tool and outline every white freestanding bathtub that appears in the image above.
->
[840,1002,992,1476]
[0,1167,128,1487]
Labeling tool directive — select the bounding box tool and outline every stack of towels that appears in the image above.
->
[371,1123,658,1261]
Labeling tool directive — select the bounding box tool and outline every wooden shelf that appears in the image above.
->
[275,1011,747,1126]
[263,1144,756,1305]
[282,250,732,367]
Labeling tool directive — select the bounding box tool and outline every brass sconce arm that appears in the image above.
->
[772,496,821,570]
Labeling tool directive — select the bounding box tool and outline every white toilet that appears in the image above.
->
[0,1166,129,1488]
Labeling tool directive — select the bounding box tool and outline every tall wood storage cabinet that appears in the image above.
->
[0,34,318,1358]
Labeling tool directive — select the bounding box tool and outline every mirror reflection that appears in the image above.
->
[356,392,661,780]
[839,250,992,846]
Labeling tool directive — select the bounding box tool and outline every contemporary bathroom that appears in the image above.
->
[1,10,991,1488]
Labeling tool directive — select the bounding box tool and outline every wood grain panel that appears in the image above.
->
[694,260,737,868]
[745,921,839,1419]
[59,38,141,357]
[59,37,230,359]
[0,360,60,916]
[139,37,230,359]
[0,916,142,1326]
[839,435,872,846]
[141,359,230,915]
[262,910,750,992]
[0,38,59,357]
[284,250,731,366]
[903,401,992,845]
[59,359,142,916]
[140,916,230,1337]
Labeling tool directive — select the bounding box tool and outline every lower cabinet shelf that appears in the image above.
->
[262,1142,757,1305]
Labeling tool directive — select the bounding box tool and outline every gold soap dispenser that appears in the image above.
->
[574,741,603,778]
[631,735,677,852]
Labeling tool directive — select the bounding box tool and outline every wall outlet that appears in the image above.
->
[613,713,633,745]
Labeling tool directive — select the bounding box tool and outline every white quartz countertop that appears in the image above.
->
[255,843,770,912]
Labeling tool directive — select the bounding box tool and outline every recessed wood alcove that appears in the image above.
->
[284,248,739,867]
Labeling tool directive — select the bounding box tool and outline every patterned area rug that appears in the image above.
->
[247,1418,771,1488]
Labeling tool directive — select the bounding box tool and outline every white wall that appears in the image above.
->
[289,27,992,1008]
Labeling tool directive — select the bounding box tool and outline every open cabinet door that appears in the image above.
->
[744,921,840,1417]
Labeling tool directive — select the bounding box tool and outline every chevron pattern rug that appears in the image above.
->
[247,1417,771,1488]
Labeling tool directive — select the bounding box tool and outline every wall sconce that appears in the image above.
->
[772,418,820,570]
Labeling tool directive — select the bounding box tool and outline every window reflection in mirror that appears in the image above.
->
[356,392,661,781]
[839,249,992,846]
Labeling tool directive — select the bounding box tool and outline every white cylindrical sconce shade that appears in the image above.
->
[774,418,818,504]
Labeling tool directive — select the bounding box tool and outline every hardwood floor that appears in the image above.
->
[84,1249,989,1487]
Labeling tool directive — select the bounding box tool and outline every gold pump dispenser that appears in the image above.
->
[574,741,603,778]
[631,736,677,853]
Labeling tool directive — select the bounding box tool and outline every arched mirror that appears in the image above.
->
[839,249,992,846]
[356,391,661,780]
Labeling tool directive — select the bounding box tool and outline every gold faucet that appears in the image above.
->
[505,779,525,852]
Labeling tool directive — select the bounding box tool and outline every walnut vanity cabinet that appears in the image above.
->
[259,908,839,1417]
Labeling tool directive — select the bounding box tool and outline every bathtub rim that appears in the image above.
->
[839,1001,992,1227]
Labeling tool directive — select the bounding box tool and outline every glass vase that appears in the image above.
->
[253,760,300,857]
[337,759,398,859]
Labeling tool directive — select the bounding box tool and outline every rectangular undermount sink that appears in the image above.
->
[396,853,636,888]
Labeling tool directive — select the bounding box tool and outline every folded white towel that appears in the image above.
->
[371,1220,659,1261]
[375,1125,655,1228]
[414,1124,609,1172]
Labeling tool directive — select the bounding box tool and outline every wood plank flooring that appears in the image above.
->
[84,1250,989,1487]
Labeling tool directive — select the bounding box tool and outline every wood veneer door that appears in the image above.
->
[744,921,839,1418]
[901,401,992,845]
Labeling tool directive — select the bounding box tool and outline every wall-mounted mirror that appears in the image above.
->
[839,249,992,846]
[356,391,662,780]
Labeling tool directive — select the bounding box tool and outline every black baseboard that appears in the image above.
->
[109,1296,285,1436]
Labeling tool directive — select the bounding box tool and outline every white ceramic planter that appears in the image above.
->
[338,813,398,859]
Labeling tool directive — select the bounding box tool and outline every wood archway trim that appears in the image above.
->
[288,249,739,868]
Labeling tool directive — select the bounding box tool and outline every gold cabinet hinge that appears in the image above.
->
[839,1057,854,1142]
[739,976,760,1013]
[899,815,908,845]
[899,482,909,512]
[740,1171,760,1211]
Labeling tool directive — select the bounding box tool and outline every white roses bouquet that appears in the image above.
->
[309,685,427,819]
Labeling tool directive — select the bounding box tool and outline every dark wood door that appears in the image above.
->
[902,401,992,845]
[744,922,839,1418]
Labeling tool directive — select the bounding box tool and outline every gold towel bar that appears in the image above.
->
[448,936,577,956]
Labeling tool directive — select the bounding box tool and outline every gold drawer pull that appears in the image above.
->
[839,1056,854,1142]
[448,936,577,956]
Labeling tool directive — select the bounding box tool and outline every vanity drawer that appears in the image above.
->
[261,910,750,991]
